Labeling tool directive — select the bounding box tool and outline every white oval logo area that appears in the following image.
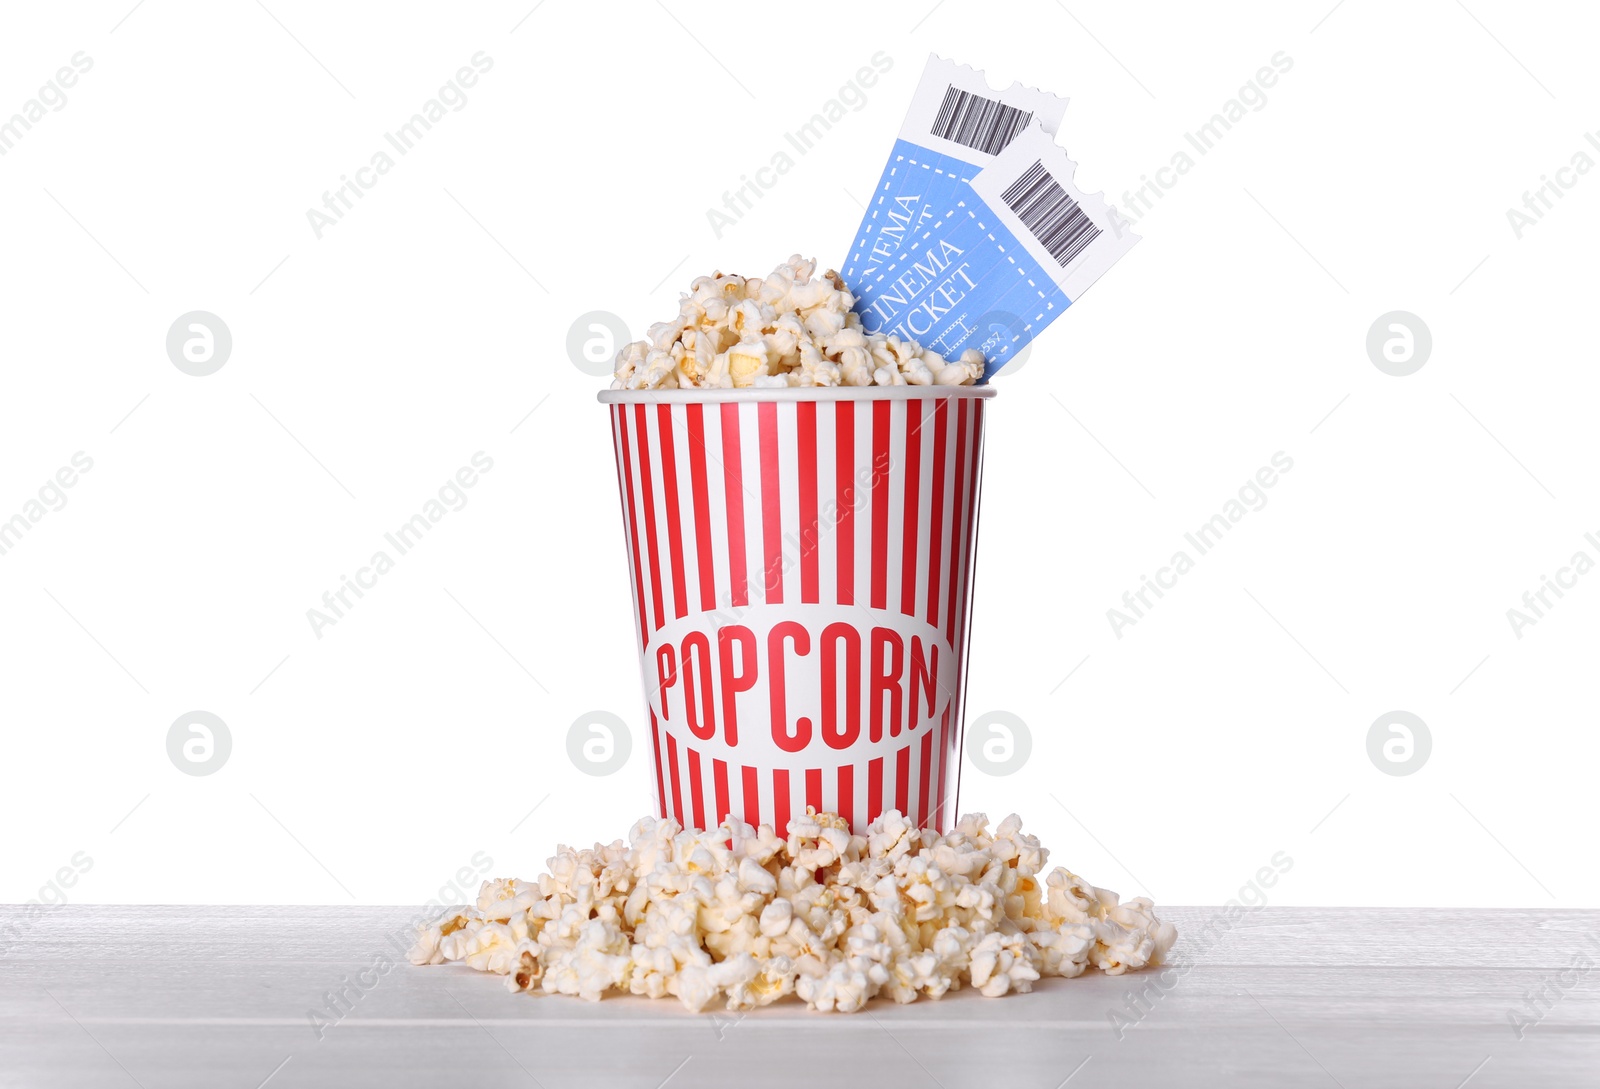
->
[643,603,955,765]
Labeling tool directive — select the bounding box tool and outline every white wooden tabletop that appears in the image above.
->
[2,906,1596,1088]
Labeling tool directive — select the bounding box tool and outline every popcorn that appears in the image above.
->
[407,907,477,966]
[611,256,988,390]
[967,931,1041,998]
[410,810,1175,1013]
[1092,896,1179,976]
[476,878,539,921]
[797,966,873,1013]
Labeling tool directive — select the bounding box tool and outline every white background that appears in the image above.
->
[2,0,1595,909]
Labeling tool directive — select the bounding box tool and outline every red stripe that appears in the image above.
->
[895,743,910,816]
[805,768,822,816]
[687,746,706,830]
[837,765,854,830]
[945,398,969,645]
[917,729,934,828]
[772,769,791,837]
[925,398,948,626]
[742,765,760,828]
[758,402,783,604]
[686,405,717,612]
[634,404,666,631]
[949,400,985,831]
[649,709,667,820]
[608,410,631,619]
[721,404,748,608]
[665,731,684,825]
[870,400,890,610]
[954,400,983,657]
[936,403,972,830]
[798,401,819,604]
[713,758,730,827]
[616,409,649,650]
[900,398,922,618]
[657,405,689,619]
[835,401,855,606]
[936,706,951,834]
[868,756,884,823]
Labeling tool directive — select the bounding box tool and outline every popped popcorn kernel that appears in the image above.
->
[611,256,987,390]
[413,809,1175,1013]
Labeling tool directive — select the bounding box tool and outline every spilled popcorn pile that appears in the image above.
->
[610,255,986,390]
[409,809,1176,1013]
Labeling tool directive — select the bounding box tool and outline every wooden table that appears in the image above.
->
[3,906,1596,1087]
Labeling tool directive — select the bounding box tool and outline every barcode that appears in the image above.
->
[999,160,1103,267]
[930,85,1033,156]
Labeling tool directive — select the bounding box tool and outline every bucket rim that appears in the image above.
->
[598,385,997,405]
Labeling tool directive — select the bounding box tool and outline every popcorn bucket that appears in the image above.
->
[600,386,994,837]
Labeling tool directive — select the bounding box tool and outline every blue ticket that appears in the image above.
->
[841,56,1068,289]
[850,123,1140,378]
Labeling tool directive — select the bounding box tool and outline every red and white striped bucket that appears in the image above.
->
[600,386,994,836]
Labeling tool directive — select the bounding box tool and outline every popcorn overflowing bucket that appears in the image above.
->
[600,386,994,837]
